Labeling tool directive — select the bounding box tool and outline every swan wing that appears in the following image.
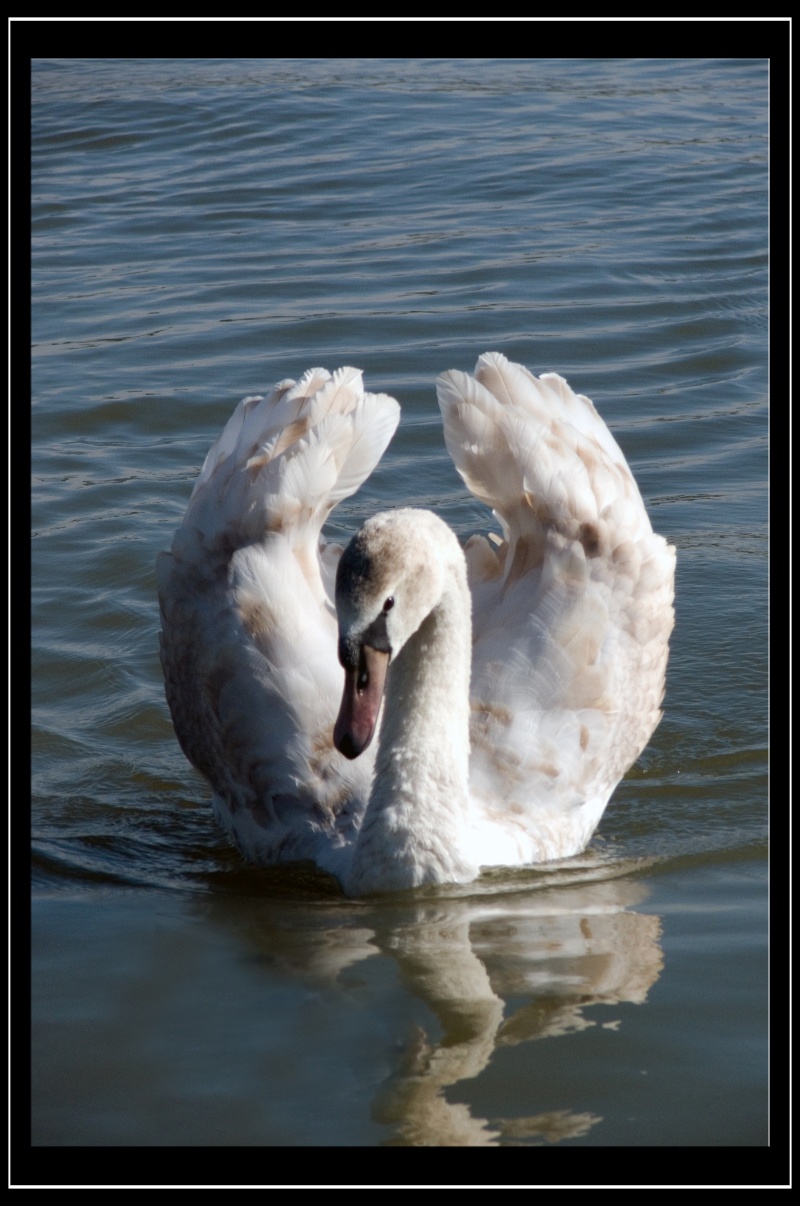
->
[437,353,675,862]
[157,368,400,872]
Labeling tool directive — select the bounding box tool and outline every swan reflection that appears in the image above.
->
[204,861,662,1146]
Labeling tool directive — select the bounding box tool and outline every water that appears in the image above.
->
[29,59,768,1162]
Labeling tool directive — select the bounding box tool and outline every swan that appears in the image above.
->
[157,353,675,895]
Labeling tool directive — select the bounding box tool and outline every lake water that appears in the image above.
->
[29,58,769,1172]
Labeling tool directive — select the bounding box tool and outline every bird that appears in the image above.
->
[157,353,675,896]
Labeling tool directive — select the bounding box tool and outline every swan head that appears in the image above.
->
[333,509,460,760]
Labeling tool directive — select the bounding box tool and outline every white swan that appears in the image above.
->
[157,354,675,895]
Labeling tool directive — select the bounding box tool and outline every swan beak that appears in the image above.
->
[334,644,389,760]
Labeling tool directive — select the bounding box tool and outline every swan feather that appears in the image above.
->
[158,353,675,892]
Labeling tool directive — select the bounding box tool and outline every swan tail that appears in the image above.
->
[179,367,400,560]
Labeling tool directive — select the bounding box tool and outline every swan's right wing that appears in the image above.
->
[157,368,400,871]
[437,353,675,862]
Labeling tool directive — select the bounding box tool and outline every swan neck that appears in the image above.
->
[345,568,477,894]
[385,588,471,758]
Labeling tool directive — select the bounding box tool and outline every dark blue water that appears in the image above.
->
[29,58,768,1155]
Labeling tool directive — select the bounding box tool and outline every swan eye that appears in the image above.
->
[383,597,394,612]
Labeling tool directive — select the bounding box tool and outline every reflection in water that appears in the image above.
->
[206,870,662,1146]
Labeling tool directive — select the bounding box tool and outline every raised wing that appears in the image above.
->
[437,353,675,861]
[157,367,400,872]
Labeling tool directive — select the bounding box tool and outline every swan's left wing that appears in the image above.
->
[157,368,400,873]
[437,353,675,863]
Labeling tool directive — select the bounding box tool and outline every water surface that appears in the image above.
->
[30,58,768,1160]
